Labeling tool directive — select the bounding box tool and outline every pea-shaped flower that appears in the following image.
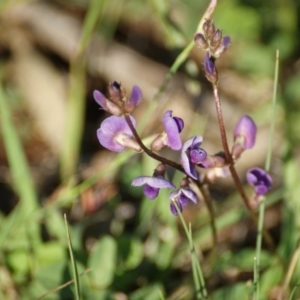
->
[131,164,175,200]
[97,115,141,152]
[151,110,184,151]
[93,90,122,116]
[181,136,207,180]
[246,167,272,196]
[232,115,257,159]
[204,53,218,84]
[169,188,198,216]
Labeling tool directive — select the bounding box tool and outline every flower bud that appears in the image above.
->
[108,81,126,102]
[204,53,218,84]
[93,90,123,115]
[210,29,222,48]
[213,36,231,59]
[123,85,143,113]
[203,19,215,38]
[233,115,257,151]
[194,33,208,49]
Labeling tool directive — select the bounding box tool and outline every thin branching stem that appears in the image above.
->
[124,114,184,171]
[212,83,277,252]
[198,183,217,246]
[125,113,218,249]
[212,84,252,209]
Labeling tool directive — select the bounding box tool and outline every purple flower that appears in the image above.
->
[194,33,208,49]
[210,29,222,48]
[169,188,198,215]
[151,111,184,151]
[124,85,143,113]
[204,53,218,84]
[203,19,215,38]
[214,36,231,58]
[181,136,207,180]
[131,176,175,200]
[93,90,122,115]
[107,81,124,102]
[246,167,272,196]
[163,111,184,150]
[97,115,140,152]
[234,115,257,149]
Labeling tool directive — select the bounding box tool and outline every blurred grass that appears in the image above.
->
[0,0,300,299]
[60,0,107,180]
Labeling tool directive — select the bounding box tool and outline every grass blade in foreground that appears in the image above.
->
[253,50,279,300]
[174,202,208,299]
[64,214,81,300]
[0,83,40,244]
[60,0,107,180]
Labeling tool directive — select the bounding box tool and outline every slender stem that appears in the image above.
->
[124,114,184,172]
[254,50,280,300]
[212,84,252,209]
[126,113,218,249]
[198,183,217,246]
[212,84,277,252]
[282,240,300,300]
[253,199,264,300]
[174,201,208,299]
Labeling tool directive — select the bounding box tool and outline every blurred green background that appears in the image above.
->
[0,0,300,299]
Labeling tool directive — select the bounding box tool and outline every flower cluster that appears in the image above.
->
[194,19,231,84]
[94,20,272,215]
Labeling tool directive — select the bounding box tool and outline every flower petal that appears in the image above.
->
[181,188,198,204]
[93,90,108,109]
[131,176,175,189]
[128,85,142,107]
[164,117,182,150]
[234,115,257,149]
[97,116,136,152]
[170,201,182,216]
[143,184,159,199]
[181,136,203,180]
[246,167,272,196]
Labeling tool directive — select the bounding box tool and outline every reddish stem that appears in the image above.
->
[212,84,252,210]
[124,114,184,172]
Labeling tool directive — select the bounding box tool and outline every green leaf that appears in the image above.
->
[36,242,66,266]
[130,283,165,300]
[117,236,143,271]
[88,235,117,288]
[260,264,283,299]
[211,283,249,300]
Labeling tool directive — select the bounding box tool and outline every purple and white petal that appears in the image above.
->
[162,111,184,150]
[93,90,109,110]
[170,201,183,216]
[128,86,142,107]
[181,136,203,179]
[143,185,159,200]
[234,115,257,149]
[131,176,175,189]
[246,167,272,196]
[181,188,198,204]
[97,115,136,152]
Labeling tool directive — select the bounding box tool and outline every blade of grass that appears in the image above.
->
[36,268,92,300]
[0,83,40,244]
[60,0,108,180]
[139,0,217,134]
[253,50,279,300]
[284,242,300,300]
[64,214,80,300]
[174,202,208,299]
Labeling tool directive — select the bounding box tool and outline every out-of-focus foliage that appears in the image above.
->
[0,0,300,299]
